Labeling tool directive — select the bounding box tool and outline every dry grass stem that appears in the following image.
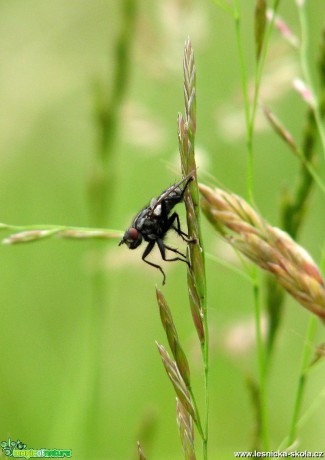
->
[1,226,121,245]
[199,183,325,321]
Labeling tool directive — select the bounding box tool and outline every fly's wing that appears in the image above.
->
[148,171,194,218]
[159,186,183,214]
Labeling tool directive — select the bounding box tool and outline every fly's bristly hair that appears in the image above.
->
[119,172,195,284]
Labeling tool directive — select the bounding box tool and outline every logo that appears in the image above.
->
[1,438,72,458]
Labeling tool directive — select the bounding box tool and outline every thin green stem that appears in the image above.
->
[234,1,281,448]
[188,386,205,441]
[253,271,269,450]
[233,1,253,202]
[200,217,209,459]
[234,0,281,203]
[85,1,137,453]
[249,0,280,131]
[298,2,325,159]
[296,150,325,195]
[278,383,325,450]
[287,317,317,447]
[0,222,121,234]
[202,316,209,459]
[233,1,250,131]
[211,0,235,17]
[233,2,277,442]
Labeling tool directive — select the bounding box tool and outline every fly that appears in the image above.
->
[119,172,195,284]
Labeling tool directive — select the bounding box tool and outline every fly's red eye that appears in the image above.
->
[127,227,138,240]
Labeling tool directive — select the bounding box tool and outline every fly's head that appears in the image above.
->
[118,227,142,249]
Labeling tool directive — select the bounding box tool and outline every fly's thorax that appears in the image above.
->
[133,208,149,230]
[131,207,165,242]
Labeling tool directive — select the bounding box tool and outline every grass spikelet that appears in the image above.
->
[266,9,300,49]
[183,38,196,141]
[187,269,205,344]
[137,442,147,460]
[178,38,206,342]
[2,229,59,244]
[199,183,325,321]
[176,398,196,460]
[263,107,300,156]
[156,342,196,422]
[263,106,325,195]
[293,79,315,108]
[1,224,121,245]
[156,288,191,387]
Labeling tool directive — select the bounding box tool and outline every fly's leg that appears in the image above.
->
[179,175,194,199]
[159,199,192,242]
[142,240,166,285]
[168,212,196,243]
[162,243,188,262]
[157,239,190,270]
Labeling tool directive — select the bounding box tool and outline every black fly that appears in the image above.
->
[119,172,195,284]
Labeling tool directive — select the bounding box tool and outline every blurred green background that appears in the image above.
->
[1,1,324,459]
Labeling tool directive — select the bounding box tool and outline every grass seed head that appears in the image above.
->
[199,183,325,321]
[137,442,147,460]
[155,290,191,387]
[156,342,196,421]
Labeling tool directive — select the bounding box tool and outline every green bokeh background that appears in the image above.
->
[0,1,324,459]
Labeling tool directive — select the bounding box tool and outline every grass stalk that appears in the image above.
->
[297,2,325,159]
[188,386,205,441]
[233,0,281,203]
[252,273,270,450]
[278,382,325,450]
[233,1,252,200]
[178,38,209,458]
[90,0,137,227]
[86,0,137,452]
[287,317,317,447]
[202,321,209,459]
